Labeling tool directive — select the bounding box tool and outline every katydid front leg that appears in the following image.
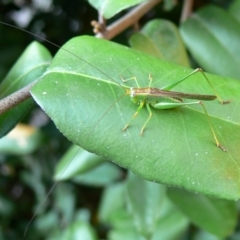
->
[122,101,153,136]
[122,100,145,133]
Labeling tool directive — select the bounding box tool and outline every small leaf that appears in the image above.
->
[61,221,97,240]
[126,173,189,239]
[73,162,122,187]
[54,145,105,180]
[194,230,225,240]
[130,33,164,59]
[0,42,52,137]
[180,5,240,78]
[130,19,190,67]
[168,188,237,237]
[109,227,140,240]
[88,0,146,19]
[163,0,177,11]
[125,173,167,236]
[98,182,127,223]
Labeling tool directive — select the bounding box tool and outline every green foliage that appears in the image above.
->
[0,42,51,136]
[31,35,240,200]
[130,19,190,67]
[88,0,147,19]
[1,1,240,239]
[168,188,237,237]
[180,5,240,78]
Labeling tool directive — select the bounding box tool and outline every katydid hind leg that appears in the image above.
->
[161,68,230,105]
[199,101,227,151]
[196,68,230,105]
[153,100,226,151]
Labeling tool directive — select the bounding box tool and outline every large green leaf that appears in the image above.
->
[31,36,240,200]
[180,5,240,79]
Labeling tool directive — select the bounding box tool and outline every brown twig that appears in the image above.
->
[0,80,36,114]
[180,0,194,23]
[96,0,162,39]
[91,20,105,34]
[91,12,107,35]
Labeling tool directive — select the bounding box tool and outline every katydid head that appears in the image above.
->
[126,87,140,105]
[130,87,135,98]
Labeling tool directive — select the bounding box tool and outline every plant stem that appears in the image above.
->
[0,80,36,114]
[96,0,162,39]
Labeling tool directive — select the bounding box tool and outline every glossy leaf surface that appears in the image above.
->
[31,36,240,200]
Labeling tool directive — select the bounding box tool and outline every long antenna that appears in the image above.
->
[0,21,126,237]
[0,21,124,89]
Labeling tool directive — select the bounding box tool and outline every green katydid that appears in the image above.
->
[119,68,229,151]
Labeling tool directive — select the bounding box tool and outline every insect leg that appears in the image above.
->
[122,100,145,132]
[148,73,153,87]
[140,103,152,135]
[161,68,229,104]
[199,101,226,151]
[121,73,153,88]
[120,76,140,87]
[154,101,226,151]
